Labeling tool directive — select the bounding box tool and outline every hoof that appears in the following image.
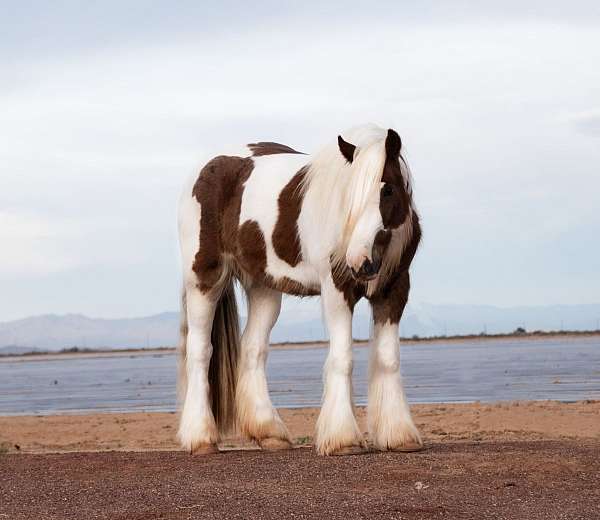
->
[190,443,219,455]
[390,441,424,453]
[259,437,293,451]
[330,445,369,456]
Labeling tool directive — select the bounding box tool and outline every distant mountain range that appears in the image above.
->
[1,303,599,354]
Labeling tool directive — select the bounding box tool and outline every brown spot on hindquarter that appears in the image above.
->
[238,220,267,278]
[272,166,308,267]
[191,156,254,292]
[248,142,304,156]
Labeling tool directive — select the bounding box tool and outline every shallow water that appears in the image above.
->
[1,336,599,415]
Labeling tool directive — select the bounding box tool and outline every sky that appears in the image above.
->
[1,1,600,322]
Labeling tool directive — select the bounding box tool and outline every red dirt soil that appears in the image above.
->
[1,440,599,520]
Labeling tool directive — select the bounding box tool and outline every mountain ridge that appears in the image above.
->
[1,302,599,353]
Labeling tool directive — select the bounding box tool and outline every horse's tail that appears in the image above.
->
[177,286,189,404]
[208,276,240,434]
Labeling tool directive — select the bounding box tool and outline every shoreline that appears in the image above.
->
[1,400,598,454]
[2,329,599,363]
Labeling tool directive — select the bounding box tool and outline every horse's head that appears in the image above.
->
[339,128,412,283]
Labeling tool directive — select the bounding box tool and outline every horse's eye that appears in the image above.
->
[382,184,394,197]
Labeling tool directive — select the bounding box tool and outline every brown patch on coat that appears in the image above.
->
[380,160,410,230]
[326,212,421,317]
[238,219,319,297]
[272,166,308,267]
[191,156,254,292]
[370,270,410,325]
[328,213,421,312]
[372,229,392,269]
[397,212,422,273]
[272,276,320,297]
[238,220,267,278]
[330,258,366,310]
[368,212,422,324]
[379,129,411,230]
[248,142,304,157]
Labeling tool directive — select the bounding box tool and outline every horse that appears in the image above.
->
[177,124,422,455]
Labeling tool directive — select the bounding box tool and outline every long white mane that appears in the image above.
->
[303,125,386,253]
[302,124,414,267]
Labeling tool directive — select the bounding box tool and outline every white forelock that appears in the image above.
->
[302,125,386,255]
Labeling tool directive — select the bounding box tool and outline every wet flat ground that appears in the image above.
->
[1,440,599,520]
[2,335,599,415]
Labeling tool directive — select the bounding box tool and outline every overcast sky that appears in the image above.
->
[1,1,599,322]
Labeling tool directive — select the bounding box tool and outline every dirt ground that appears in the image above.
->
[1,400,599,453]
[1,401,599,519]
[1,441,599,519]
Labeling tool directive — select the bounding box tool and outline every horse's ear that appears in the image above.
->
[385,129,402,157]
[338,135,356,164]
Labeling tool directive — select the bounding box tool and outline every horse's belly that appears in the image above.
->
[263,258,321,296]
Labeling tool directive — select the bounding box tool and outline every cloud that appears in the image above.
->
[570,110,600,136]
[0,212,81,275]
[1,6,600,321]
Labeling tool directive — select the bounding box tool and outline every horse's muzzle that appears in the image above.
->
[351,257,381,282]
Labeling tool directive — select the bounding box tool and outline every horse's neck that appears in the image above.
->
[299,168,349,263]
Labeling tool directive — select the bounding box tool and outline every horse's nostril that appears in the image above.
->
[359,259,375,276]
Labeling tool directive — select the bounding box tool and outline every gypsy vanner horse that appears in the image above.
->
[177,124,422,455]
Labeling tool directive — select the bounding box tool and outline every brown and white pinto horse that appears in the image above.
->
[177,124,422,455]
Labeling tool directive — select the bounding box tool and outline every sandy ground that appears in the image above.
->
[1,400,598,453]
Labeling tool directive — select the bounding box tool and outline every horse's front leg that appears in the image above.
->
[369,272,423,452]
[315,274,366,455]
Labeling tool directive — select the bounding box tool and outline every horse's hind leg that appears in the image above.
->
[236,285,292,450]
[178,285,219,454]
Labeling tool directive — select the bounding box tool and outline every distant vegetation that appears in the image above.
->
[400,327,599,343]
[1,329,599,358]
[0,345,174,358]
